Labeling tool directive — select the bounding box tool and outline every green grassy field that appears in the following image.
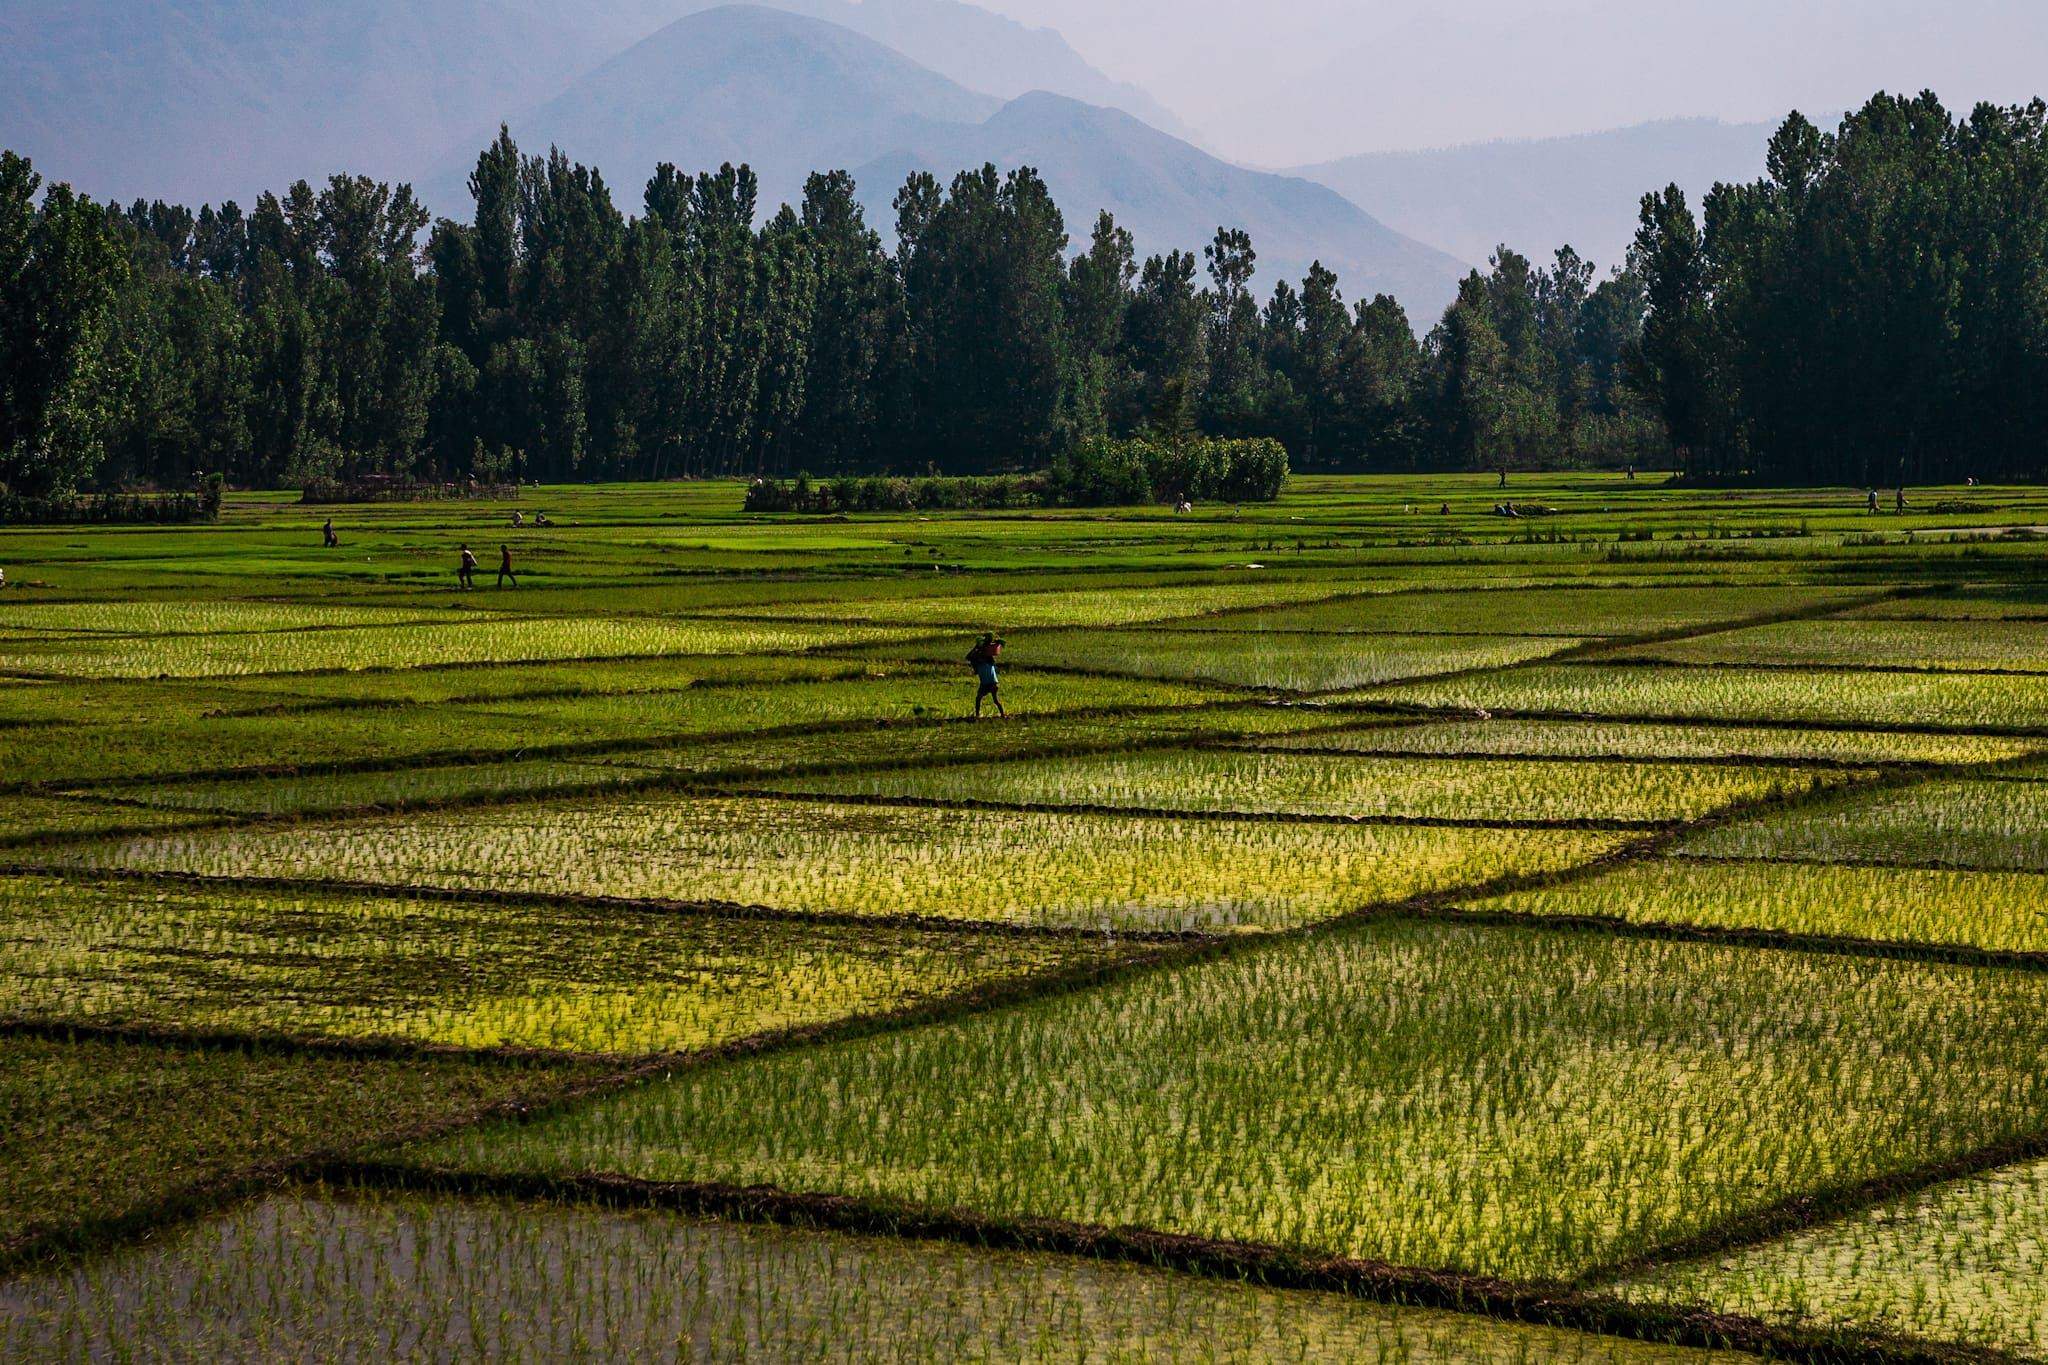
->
[6,473,2048,1360]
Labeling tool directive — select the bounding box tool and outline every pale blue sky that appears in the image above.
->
[969,0,2048,163]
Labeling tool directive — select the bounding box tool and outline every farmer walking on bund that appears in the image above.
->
[968,633,1005,718]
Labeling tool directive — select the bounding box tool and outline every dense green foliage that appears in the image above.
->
[2,133,1663,497]
[1051,435,1290,505]
[10,91,2048,496]
[1634,94,2048,484]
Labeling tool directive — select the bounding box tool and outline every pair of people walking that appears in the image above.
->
[458,544,515,589]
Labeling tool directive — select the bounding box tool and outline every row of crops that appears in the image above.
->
[7,477,2048,1361]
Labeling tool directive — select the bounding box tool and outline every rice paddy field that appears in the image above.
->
[7,472,2048,1362]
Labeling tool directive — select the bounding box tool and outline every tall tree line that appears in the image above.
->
[1634,92,2048,485]
[31,97,2046,495]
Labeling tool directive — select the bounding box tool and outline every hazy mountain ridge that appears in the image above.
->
[1292,118,1780,272]
[0,0,648,205]
[449,6,1003,214]
[666,0,1200,142]
[0,0,1193,206]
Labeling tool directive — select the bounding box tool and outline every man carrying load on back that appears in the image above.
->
[967,633,1005,718]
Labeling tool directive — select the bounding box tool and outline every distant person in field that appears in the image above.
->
[967,633,1005,718]
[535,512,552,527]
[458,544,477,590]
[1896,487,1908,513]
[497,545,517,589]
[1498,468,1508,488]
[322,519,338,547]
[1868,489,1880,514]
[511,510,523,527]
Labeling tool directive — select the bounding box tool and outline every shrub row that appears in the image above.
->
[1050,438,1289,507]
[0,485,219,526]
[745,475,1046,514]
[300,480,523,505]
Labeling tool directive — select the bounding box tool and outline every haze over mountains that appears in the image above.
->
[1,0,1803,322]
[481,8,1467,316]
[1292,119,1782,274]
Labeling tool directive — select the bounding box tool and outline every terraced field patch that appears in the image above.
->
[0,1193,1754,1365]
[1617,618,2048,672]
[0,796,216,844]
[710,580,1355,628]
[1687,778,2048,870]
[1610,1157,2048,1356]
[1261,718,2041,765]
[44,798,1630,933]
[0,1036,588,1253]
[101,760,659,817]
[766,750,1861,824]
[0,617,924,679]
[1159,585,1878,637]
[1466,859,2048,954]
[0,876,1131,1055]
[1348,664,2048,729]
[2,670,1236,790]
[408,918,2048,1281]
[0,601,461,636]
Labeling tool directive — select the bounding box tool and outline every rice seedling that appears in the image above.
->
[1262,718,2040,765]
[0,1191,1749,1365]
[1469,859,2048,954]
[1159,586,1880,638]
[0,1036,589,1250]
[1614,618,2048,672]
[767,750,1860,824]
[46,798,1629,932]
[0,617,925,679]
[0,875,1133,1054]
[1685,778,2048,870]
[1347,664,2048,729]
[1608,1157,2048,1357]
[409,918,2048,1282]
[869,629,1584,692]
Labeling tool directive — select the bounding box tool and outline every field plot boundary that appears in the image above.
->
[1678,848,2048,876]
[0,863,1211,944]
[0,929,1203,1075]
[1563,655,2048,680]
[3,695,1329,798]
[1360,698,2048,741]
[309,1162,2017,1365]
[1407,904,2048,977]
[717,785,1673,831]
[1227,738,1967,771]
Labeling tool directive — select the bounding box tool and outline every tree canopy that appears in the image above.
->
[6,93,2042,497]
